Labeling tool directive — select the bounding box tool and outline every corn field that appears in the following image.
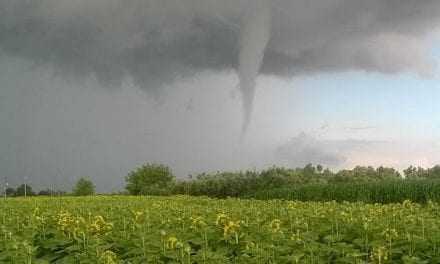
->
[248,180,440,204]
[1,196,440,263]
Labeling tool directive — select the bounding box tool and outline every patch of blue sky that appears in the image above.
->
[290,70,440,141]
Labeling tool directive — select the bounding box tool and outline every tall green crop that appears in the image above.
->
[1,196,440,263]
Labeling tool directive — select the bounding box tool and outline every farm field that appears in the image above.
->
[1,196,440,263]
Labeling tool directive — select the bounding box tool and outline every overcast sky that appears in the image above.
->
[1,1,440,191]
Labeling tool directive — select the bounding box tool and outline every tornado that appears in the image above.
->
[237,0,271,133]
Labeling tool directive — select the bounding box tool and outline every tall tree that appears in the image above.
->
[126,163,175,195]
[15,184,35,197]
[73,177,95,196]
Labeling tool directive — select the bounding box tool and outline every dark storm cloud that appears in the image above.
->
[1,0,440,129]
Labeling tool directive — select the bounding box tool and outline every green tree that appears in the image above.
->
[38,189,52,196]
[125,163,175,195]
[15,184,35,196]
[73,177,95,196]
[404,166,420,179]
[5,187,15,196]
[316,164,323,173]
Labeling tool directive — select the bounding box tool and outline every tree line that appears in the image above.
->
[124,163,440,198]
[6,163,440,198]
[3,177,95,197]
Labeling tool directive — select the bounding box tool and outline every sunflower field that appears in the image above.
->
[1,196,440,263]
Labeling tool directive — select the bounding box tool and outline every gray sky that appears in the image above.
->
[1,1,440,191]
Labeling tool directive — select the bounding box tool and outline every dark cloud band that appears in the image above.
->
[1,0,439,129]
